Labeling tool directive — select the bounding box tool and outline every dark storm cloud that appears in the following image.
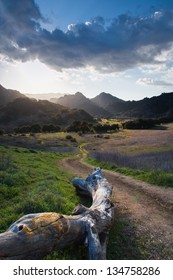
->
[0,0,42,60]
[0,0,173,72]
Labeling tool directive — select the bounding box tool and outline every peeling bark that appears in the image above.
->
[0,167,115,260]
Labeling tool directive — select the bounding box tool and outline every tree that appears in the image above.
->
[67,121,93,133]
[94,123,119,133]
[0,168,115,260]
[15,126,31,133]
[30,124,41,133]
[42,124,61,132]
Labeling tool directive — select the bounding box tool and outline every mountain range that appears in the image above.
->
[52,91,173,119]
[52,92,111,118]
[0,85,93,130]
[0,84,173,131]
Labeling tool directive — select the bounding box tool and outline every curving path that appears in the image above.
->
[60,155,173,259]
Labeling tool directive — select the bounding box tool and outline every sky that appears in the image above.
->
[0,0,173,100]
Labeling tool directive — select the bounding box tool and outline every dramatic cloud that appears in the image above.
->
[0,0,42,60]
[136,77,173,86]
[0,0,173,73]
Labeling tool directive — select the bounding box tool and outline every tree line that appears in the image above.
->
[0,116,172,135]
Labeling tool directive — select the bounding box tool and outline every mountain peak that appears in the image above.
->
[75,92,85,98]
[99,92,112,97]
[91,92,124,109]
[98,92,123,101]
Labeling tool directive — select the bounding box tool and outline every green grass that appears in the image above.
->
[44,244,88,260]
[107,215,149,260]
[0,144,89,259]
[86,157,173,188]
[0,145,79,233]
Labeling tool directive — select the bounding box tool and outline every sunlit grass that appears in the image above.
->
[99,118,122,126]
[38,132,68,139]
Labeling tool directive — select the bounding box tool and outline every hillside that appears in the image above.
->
[0,94,94,130]
[0,84,26,108]
[106,92,173,118]
[52,92,110,117]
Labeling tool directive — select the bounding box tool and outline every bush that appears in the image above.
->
[122,119,157,129]
[94,123,119,133]
[0,129,5,135]
[67,121,93,133]
[65,134,77,142]
[15,126,31,133]
[65,134,73,140]
[30,124,41,133]
[42,124,61,133]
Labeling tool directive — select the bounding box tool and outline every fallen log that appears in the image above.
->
[0,167,115,260]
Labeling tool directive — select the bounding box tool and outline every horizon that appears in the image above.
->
[24,89,172,102]
[1,82,172,102]
[0,0,173,100]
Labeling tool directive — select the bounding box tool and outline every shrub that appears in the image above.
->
[15,126,31,133]
[67,121,93,133]
[42,124,61,132]
[30,124,41,133]
[65,134,77,142]
[94,123,119,133]
[122,119,157,129]
[0,129,5,135]
[65,134,73,140]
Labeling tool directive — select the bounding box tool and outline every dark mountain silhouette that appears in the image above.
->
[0,92,94,130]
[91,92,125,109]
[1,84,173,130]
[105,92,173,118]
[53,91,173,119]
[0,84,26,108]
[52,92,110,117]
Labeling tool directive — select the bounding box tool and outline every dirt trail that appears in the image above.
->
[60,156,173,259]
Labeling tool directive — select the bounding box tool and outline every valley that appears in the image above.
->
[1,0,173,263]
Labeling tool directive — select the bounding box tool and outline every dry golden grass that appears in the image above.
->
[90,123,173,155]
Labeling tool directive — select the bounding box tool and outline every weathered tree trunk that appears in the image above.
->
[0,168,115,260]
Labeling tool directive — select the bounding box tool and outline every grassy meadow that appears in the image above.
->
[87,123,173,188]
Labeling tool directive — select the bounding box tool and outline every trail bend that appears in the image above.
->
[60,156,173,259]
